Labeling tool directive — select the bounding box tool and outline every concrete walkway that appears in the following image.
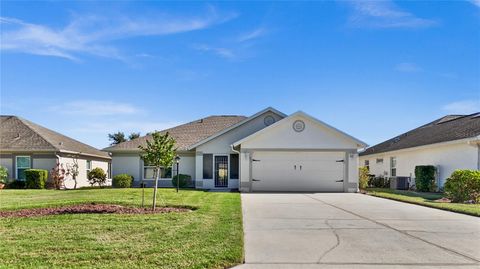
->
[236,193,480,269]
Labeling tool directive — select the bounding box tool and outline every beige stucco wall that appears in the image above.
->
[61,156,111,189]
[240,114,360,150]
[359,141,479,188]
[112,154,141,180]
[196,111,284,154]
[32,158,57,178]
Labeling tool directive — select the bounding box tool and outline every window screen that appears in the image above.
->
[203,154,213,179]
[230,154,239,179]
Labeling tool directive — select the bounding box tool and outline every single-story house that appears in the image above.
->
[359,113,480,188]
[104,107,367,192]
[0,115,111,188]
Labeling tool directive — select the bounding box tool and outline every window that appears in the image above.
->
[144,166,156,179]
[230,154,239,179]
[86,160,92,174]
[364,160,369,171]
[203,154,213,179]
[143,160,172,179]
[390,157,397,177]
[162,167,172,178]
[143,159,155,179]
[376,158,383,164]
[16,156,31,180]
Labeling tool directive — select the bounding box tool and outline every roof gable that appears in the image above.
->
[360,113,480,156]
[187,107,287,150]
[0,116,110,159]
[234,111,367,149]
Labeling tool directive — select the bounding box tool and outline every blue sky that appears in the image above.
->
[1,1,479,149]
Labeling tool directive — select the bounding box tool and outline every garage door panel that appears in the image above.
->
[252,151,344,192]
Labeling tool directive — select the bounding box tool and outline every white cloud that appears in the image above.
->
[0,7,237,61]
[192,25,267,60]
[50,100,142,116]
[72,120,180,134]
[237,27,267,42]
[395,62,422,73]
[193,44,237,60]
[443,100,480,114]
[346,1,438,29]
[470,0,480,8]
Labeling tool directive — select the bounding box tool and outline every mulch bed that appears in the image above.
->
[0,203,191,218]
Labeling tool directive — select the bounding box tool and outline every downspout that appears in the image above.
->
[478,144,480,170]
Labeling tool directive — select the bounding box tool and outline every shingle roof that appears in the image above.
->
[0,116,110,159]
[360,113,480,156]
[103,115,247,152]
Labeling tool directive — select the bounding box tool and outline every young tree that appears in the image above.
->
[128,132,141,140]
[65,157,80,189]
[108,132,127,145]
[50,161,66,190]
[138,132,176,210]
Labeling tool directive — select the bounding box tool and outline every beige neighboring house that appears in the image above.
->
[0,116,111,188]
[359,113,480,188]
[104,107,367,192]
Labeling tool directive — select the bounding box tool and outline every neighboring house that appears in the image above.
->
[104,107,367,192]
[359,113,480,188]
[0,116,111,188]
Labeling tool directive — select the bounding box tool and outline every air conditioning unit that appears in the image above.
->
[389,176,410,190]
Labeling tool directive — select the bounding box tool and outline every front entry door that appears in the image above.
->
[215,156,228,188]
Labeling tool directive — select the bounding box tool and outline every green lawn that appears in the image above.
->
[366,188,480,217]
[0,189,243,269]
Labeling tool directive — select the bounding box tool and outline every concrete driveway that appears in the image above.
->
[236,193,480,269]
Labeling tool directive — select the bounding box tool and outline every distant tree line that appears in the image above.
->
[108,132,141,145]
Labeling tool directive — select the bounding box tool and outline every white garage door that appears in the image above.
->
[251,151,345,192]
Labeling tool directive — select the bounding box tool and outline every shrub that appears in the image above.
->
[369,176,389,188]
[25,169,48,189]
[113,174,133,188]
[0,166,8,184]
[358,167,369,190]
[87,167,107,187]
[415,165,436,192]
[444,170,480,203]
[6,180,26,189]
[171,174,192,188]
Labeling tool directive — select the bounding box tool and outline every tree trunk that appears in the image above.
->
[152,166,160,211]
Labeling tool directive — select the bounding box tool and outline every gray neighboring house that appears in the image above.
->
[0,115,111,188]
[359,113,480,188]
[104,107,367,192]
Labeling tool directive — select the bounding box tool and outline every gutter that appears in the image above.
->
[360,136,479,157]
[230,144,241,154]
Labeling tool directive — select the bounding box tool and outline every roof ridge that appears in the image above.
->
[16,116,59,150]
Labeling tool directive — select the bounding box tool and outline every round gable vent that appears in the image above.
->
[264,115,275,126]
[292,120,305,132]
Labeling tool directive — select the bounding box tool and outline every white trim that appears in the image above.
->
[15,155,31,180]
[187,107,287,150]
[359,137,477,158]
[233,111,368,148]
